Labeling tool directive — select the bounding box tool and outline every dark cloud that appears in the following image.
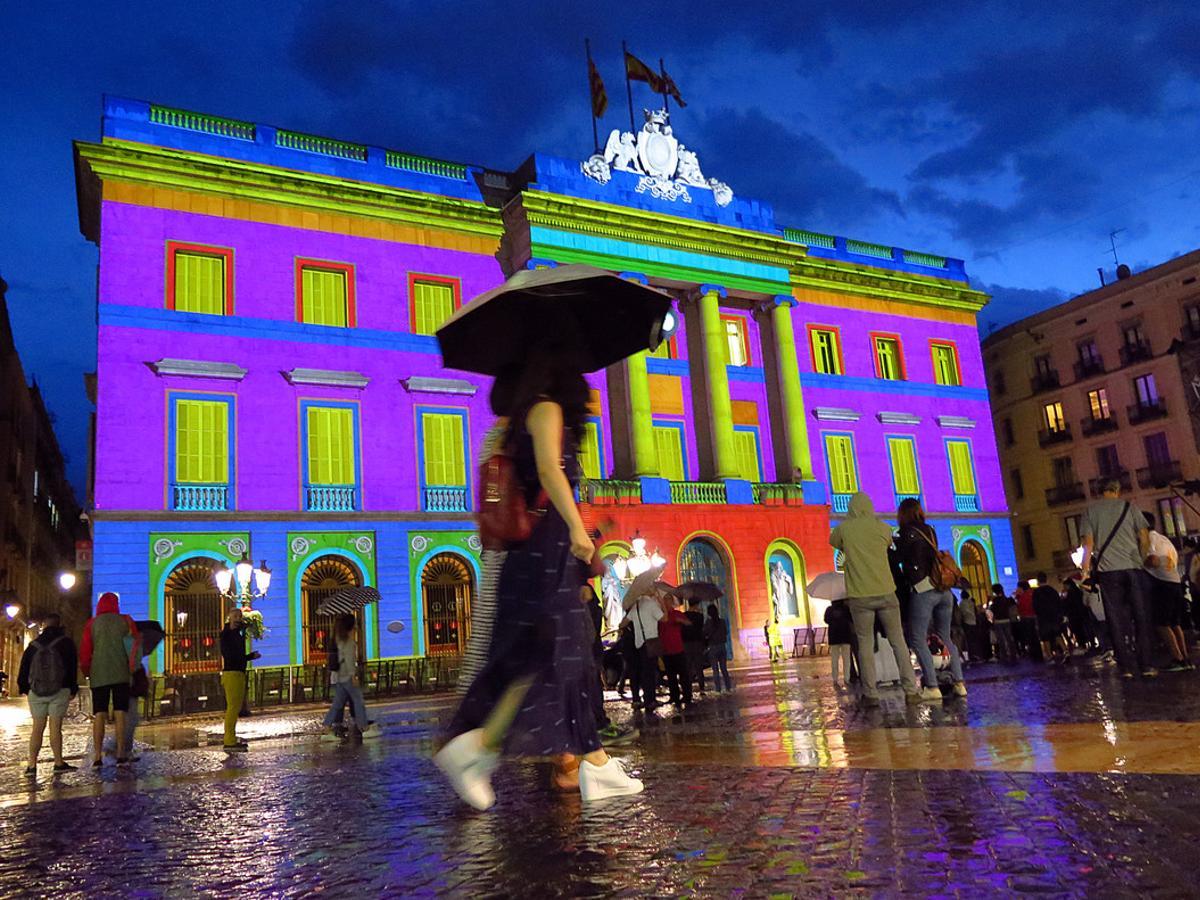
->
[975,282,1070,333]
[696,107,903,229]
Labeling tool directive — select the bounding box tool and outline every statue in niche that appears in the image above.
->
[769,559,796,623]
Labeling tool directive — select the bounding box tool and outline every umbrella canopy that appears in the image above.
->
[135,620,165,657]
[436,264,674,376]
[805,571,846,603]
[317,586,382,617]
[621,567,668,608]
[674,581,724,603]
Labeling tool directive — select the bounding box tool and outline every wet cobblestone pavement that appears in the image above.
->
[2,654,1200,897]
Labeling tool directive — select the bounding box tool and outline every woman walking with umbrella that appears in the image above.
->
[433,265,671,808]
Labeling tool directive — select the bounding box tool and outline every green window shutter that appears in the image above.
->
[175,252,226,315]
[734,430,761,482]
[308,407,355,485]
[302,268,347,327]
[825,435,857,493]
[175,399,228,483]
[888,438,920,494]
[413,281,456,335]
[422,413,466,486]
[653,426,685,482]
[578,422,602,480]
[948,441,976,494]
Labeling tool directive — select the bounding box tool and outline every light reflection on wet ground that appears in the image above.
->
[1,655,1198,895]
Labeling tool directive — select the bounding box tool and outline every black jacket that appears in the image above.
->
[823,600,854,645]
[897,523,939,589]
[220,625,249,672]
[17,626,79,696]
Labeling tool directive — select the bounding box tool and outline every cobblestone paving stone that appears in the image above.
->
[0,656,1198,898]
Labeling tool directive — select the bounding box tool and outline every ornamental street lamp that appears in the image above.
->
[215,554,272,608]
[58,572,77,591]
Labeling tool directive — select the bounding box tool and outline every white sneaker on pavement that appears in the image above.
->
[920,686,943,703]
[579,756,644,801]
[433,729,498,811]
[360,723,382,740]
[953,682,968,698]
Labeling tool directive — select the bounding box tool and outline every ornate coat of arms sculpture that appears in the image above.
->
[581,109,733,207]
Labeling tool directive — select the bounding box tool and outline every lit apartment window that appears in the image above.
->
[1087,388,1111,421]
[872,335,904,380]
[304,404,360,512]
[297,260,354,327]
[930,342,960,386]
[168,242,232,315]
[1078,340,1101,366]
[410,275,460,335]
[1133,373,1158,405]
[809,327,842,375]
[721,316,749,367]
[1043,401,1067,433]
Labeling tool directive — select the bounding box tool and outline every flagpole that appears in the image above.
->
[585,39,599,152]
[622,40,636,134]
[659,58,670,115]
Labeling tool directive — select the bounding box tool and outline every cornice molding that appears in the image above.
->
[283,368,370,388]
[147,358,247,380]
[75,139,503,243]
[791,257,989,313]
[400,376,478,396]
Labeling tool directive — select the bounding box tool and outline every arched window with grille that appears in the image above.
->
[422,554,474,657]
[301,556,363,665]
[164,558,225,674]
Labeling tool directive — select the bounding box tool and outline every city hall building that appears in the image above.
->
[73,96,1014,695]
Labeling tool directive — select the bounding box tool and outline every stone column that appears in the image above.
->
[620,273,658,478]
[766,294,814,481]
[692,284,739,481]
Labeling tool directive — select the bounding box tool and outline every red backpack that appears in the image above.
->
[477,440,545,549]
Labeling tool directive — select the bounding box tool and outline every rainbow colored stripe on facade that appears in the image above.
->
[74,96,1014,675]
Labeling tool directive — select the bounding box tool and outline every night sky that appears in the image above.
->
[3,2,1198,496]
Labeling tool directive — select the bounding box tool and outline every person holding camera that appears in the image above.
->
[220,607,260,752]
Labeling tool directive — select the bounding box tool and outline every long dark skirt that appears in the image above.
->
[444,509,602,756]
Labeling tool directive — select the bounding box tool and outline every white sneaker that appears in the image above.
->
[320,729,342,743]
[920,686,943,703]
[433,729,498,811]
[952,682,968,698]
[579,756,644,802]
[360,723,382,740]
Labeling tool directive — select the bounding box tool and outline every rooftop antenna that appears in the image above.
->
[1107,229,1125,266]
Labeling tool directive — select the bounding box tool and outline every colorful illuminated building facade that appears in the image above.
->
[73,96,1014,686]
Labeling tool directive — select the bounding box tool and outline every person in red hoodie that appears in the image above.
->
[657,587,693,707]
[80,592,140,766]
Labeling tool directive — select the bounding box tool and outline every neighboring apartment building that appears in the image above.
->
[0,275,84,682]
[73,96,1013,686]
[982,251,1200,578]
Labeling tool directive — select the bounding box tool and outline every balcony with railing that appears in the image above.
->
[1088,470,1132,496]
[1037,424,1073,447]
[1030,370,1061,394]
[752,483,806,506]
[421,486,469,513]
[1080,413,1118,437]
[1136,461,1182,489]
[894,491,922,509]
[305,484,359,512]
[831,492,852,514]
[1126,397,1168,425]
[670,482,727,504]
[579,480,641,505]
[954,493,980,513]
[171,483,229,511]
[1118,340,1153,366]
[1073,357,1106,380]
[1045,482,1086,507]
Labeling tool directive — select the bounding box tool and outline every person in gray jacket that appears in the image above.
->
[830,492,920,706]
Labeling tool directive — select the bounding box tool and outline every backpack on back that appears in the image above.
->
[477,435,546,549]
[915,527,966,592]
[30,635,66,696]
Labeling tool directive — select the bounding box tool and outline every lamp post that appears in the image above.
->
[215,554,272,609]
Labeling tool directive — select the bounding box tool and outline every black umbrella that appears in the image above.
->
[317,586,382,617]
[136,620,165,657]
[675,581,724,603]
[436,264,674,376]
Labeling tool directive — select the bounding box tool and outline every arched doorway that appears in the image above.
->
[679,537,735,656]
[301,556,364,665]
[959,540,991,607]
[422,554,474,657]
[164,558,224,674]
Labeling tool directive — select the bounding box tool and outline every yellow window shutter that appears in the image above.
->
[949,441,976,494]
[422,414,466,486]
[176,399,227,483]
[414,281,455,335]
[734,430,760,482]
[888,438,919,494]
[826,435,857,493]
[654,426,684,481]
[175,252,225,315]
[579,422,602,480]
[302,268,347,327]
